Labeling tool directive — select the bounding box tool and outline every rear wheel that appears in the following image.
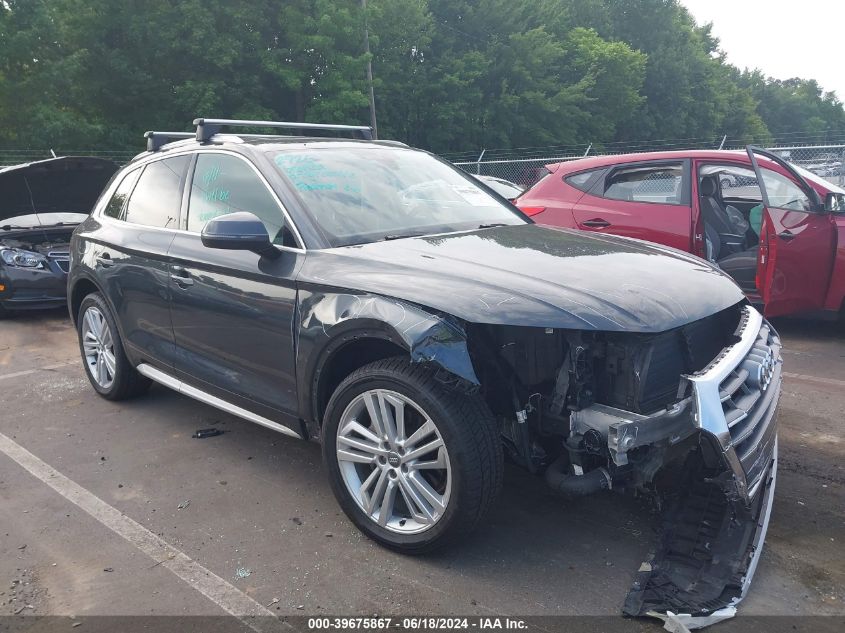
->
[322,357,502,553]
[77,292,150,400]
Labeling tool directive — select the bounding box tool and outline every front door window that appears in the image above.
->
[188,153,294,246]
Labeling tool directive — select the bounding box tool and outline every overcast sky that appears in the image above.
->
[681,0,844,100]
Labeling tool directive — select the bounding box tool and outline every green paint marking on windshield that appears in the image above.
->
[274,153,360,194]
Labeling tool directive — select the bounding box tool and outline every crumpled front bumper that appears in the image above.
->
[623,306,782,630]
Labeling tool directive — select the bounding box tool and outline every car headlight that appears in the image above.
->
[0,248,48,269]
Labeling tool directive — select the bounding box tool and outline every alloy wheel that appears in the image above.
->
[81,306,116,389]
[336,389,452,534]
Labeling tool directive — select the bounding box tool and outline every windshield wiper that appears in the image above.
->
[477,223,509,229]
[38,222,77,228]
[1,224,31,231]
[381,232,426,241]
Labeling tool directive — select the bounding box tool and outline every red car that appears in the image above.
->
[516,147,845,319]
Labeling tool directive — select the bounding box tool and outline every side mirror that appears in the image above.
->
[201,212,279,257]
[825,192,845,213]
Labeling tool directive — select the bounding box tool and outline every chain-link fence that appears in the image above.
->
[453,144,845,190]
[772,145,845,186]
[3,142,845,190]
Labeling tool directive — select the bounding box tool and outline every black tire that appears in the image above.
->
[76,292,150,400]
[322,356,503,554]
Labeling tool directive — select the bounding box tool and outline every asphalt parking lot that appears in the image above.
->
[1,309,843,630]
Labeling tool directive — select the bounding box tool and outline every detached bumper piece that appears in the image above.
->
[624,443,776,630]
[624,306,782,630]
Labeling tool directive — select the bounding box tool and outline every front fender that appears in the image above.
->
[296,290,480,423]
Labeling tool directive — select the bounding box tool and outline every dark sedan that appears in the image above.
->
[0,156,117,316]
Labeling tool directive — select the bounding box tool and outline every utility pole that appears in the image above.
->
[362,0,377,139]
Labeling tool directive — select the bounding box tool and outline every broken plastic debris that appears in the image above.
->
[177,500,191,510]
[192,428,224,439]
[652,607,737,632]
[235,567,251,579]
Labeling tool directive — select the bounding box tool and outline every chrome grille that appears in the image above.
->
[688,305,781,502]
[719,323,781,494]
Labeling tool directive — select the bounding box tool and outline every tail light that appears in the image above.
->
[517,205,546,217]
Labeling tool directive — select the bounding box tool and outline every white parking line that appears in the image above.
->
[783,371,845,389]
[0,360,78,381]
[0,431,281,630]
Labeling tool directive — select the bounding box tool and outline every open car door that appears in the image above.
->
[745,146,836,317]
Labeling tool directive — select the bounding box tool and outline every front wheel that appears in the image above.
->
[77,292,150,400]
[322,357,502,553]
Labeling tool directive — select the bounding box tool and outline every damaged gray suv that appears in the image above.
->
[68,119,781,626]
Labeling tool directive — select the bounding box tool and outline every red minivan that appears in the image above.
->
[516,147,845,319]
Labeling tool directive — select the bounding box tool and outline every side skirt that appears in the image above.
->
[136,363,303,440]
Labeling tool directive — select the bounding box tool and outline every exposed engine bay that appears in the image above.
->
[1,228,73,256]
[467,302,743,477]
[463,302,781,628]
[0,228,74,277]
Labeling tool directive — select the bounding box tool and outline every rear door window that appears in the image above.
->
[602,163,685,205]
[103,168,142,220]
[187,153,293,245]
[124,156,189,228]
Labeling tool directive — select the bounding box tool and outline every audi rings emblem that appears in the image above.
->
[742,348,776,391]
[758,351,775,391]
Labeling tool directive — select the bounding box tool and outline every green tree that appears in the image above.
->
[1,0,843,156]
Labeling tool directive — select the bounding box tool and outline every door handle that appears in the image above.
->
[777,230,796,241]
[581,218,611,228]
[95,254,114,268]
[170,267,194,287]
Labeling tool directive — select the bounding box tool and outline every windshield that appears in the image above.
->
[270,147,526,247]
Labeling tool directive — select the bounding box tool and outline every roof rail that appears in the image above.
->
[192,118,374,143]
[144,131,195,152]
